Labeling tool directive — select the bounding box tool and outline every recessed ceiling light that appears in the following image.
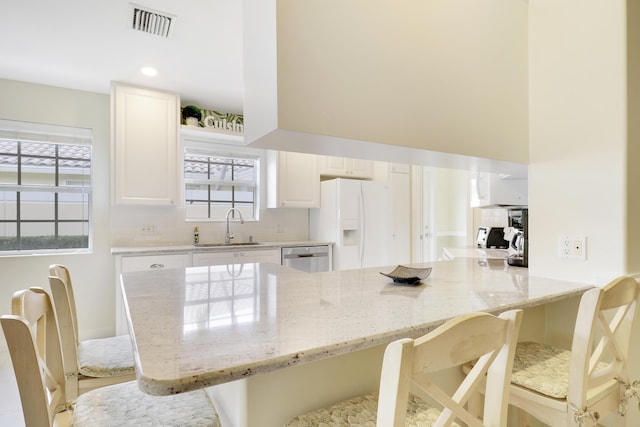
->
[140,66,158,77]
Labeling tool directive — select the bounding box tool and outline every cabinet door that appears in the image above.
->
[469,172,528,207]
[193,249,280,266]
[348,158,373,179]
[241,248,280,264]
[193,251,237,266]
[320,156,373,179]
[320,156,349,176]
[267,151,320,208]
[115,253,190,334]
[112,83,178,205]
[121,253,190,271]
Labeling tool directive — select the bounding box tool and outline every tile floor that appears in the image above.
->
[0,350,24,427]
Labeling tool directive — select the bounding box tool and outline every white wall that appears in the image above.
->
[528,0,629,283]
[111,204,309,247]
[0,79,114,342]
[529,2,639,424]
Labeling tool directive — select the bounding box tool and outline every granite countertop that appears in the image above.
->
[120,258,592,396]
[442,246,509,260]
[111,240,333,255]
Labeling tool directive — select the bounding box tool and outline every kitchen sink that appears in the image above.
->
[194,242,262,247]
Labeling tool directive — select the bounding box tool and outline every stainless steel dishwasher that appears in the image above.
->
[281,245,331,272]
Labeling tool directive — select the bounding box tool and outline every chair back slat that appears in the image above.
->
[49,264,79,342]
[49,275,81,400]
[2,287,67,427]
[568,276,640,410]
[377,309,522,427]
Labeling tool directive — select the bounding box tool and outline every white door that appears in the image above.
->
[411,166,435,263]
[390,166,411,265]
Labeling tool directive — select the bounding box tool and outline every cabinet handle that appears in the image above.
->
[149,263,165,269]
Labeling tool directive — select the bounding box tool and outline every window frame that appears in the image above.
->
[0,119,92,255]
[181,137,262,222]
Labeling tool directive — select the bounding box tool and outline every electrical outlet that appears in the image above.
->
[138,225,160,236]
[559,235,586,260]
[559,236,571,258]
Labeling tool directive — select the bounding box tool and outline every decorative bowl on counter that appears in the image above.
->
[380,265,432,285]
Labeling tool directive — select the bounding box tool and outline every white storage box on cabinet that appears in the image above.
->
[115,253,191,335]
[267,150,320,208]
[470,172,527,207]
[112,83,179,205]
[192,248,280,266]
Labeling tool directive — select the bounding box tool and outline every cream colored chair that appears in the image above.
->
[505,275,640,426]
[286,309,522,427]
[49,264,135,398]
[1,287,221,427]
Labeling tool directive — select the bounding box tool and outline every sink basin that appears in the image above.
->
[195,242,261,247]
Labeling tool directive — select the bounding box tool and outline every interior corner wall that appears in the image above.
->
[626,0,640,274]
[528,0,627,283]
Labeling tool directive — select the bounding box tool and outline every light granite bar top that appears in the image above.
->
[120,258,593,396]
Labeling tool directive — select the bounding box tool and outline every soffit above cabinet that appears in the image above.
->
[243,0,529,174]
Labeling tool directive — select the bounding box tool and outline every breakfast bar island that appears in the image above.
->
[120,258,593,427]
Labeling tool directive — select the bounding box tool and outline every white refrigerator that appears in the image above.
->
[310,178,394,270]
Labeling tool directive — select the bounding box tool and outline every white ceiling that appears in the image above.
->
[0,0,244,114]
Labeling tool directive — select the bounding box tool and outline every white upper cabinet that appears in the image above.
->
[470,172,528,207]
[112,83,179,205]
[319,155,373,179]
[267,151,320,208]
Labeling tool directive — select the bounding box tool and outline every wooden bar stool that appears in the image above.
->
[48,264,136,398]
[2,287,221,427]
[506,276,640,426]
[286,309,523,427]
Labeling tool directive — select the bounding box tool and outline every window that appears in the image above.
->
[0,120,92,253]
[184,147,258,220]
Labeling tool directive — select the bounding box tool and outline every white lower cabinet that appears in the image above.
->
[192,248,280,266]
[120,253,191,272]
[115,253,191,335]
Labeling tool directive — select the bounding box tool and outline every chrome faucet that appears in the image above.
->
[225,208,245,244]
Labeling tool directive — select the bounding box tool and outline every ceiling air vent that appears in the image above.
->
[131,4,174,38]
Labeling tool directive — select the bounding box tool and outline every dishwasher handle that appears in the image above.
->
[281,246,330,257]
[283,253,326,259]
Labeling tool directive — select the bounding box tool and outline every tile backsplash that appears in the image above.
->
[479,207,508,227]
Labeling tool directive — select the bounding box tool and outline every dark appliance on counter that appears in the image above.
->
[476,227,508,249]
[506,208,528,267]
